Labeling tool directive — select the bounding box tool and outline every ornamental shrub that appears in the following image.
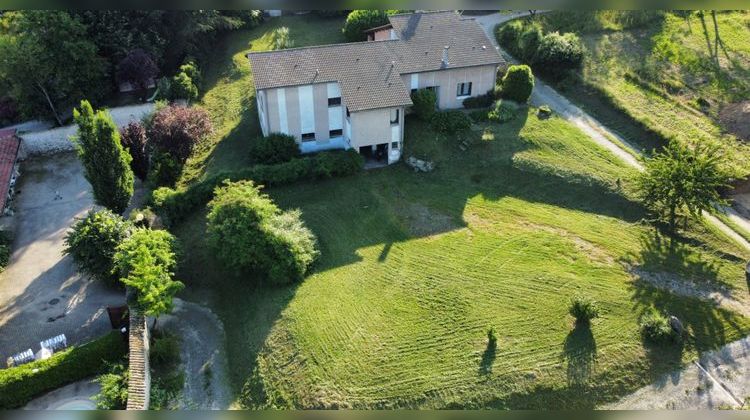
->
[249,133,300,164]
[488,100,520,123]
[119,121,149,180]
[0,332,126,408]
[568,295,600,324]
[206,180,319,285]
[411,88,437,121]
[151,149,363,226]
[496,20,525,56]
[342,10,391,42]
[116,49,158,98]
[462,90,494,109]
[148,151,182,188]
[519,24,543,61]
[430,110,472,134]
[171,72,198,102]
[93,362,128,409]
[639,308,679,344]
[63,209,131,286]
[500,65,534,103]
[533,32,585,73]
[147,105,213,164]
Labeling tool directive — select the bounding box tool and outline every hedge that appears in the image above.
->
[0,332,127,408]
[152,149,364,226]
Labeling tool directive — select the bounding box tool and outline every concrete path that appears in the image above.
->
[475,11,750,409]
[474,11,750,252]
[0,153,125,362]
[159,298,232,409]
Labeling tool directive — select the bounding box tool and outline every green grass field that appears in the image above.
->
[506,11,750,178]
[171,14,750,409]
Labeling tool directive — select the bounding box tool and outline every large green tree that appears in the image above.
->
[113,228,183,325]
[637,140,731,231]
[73,100,134,214]
[0,11,108,124]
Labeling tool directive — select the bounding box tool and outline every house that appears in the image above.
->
[247,11,505,164]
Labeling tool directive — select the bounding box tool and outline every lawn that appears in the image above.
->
[174,107,750,408]
[503,11,750,178]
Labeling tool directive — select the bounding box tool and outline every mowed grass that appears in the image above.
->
[179,14,346,187]
[174,108,750,408]
[518,11,750,177]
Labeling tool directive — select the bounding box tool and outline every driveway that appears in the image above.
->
[0,153,124,362]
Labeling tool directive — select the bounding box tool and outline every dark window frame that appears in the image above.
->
[391,141,399,150]
[390,108,399,125]
[301,132,316,142]
[456,82,472,97]
[329,128,343,137]
[328,97,342,107]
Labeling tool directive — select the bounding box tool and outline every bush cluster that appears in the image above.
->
[63,210,131,286]
[499,65,534,103]
[462,91,494,109]
[0,332,126,408]
[157,61,201,103]
[120,121,150,180]
[430,110,472,134]
[342,10,393,42]
[207,180,319,285]
[411,88,437,121]
[147,105,213,165]
[496,21,585,78]
[151,149,364,226]
[488,100,520,123]
[93,362,129,409]
[568,295,600,323]
[639,308,679,344]
[249,133,301,164]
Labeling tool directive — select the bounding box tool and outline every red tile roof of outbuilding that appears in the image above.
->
[0,129,20,212]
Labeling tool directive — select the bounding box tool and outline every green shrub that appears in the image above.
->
[568,295,600,323]
[0,332,127,408]
[487,327,497,348]
[63,209,131,286]
[155,77,172,101]
[342,10,393,42]
[430,110,472,134]
[148,151,182,188]
[249,133,301,164]
[411,88,437,121]
[462,90,494,109]
[150,333,181,368]
[639,308,679,344]
[496,20,524,56]
[500,65,534,103]
[151,150,363,226]
[519,24,544,61]
[0,230,11,272]
[128,207,158,229]
[206,180,319,285]
[488,100,520,123]
[533,32,585,74]
[270,26,294,50]
[178,60,201,87]
[469,109,490,123]
[93,362,128,409]
[171,71,198,102]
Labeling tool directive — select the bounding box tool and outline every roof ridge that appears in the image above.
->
[388,10,457,17]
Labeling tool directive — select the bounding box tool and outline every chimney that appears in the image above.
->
[442,45,449,67]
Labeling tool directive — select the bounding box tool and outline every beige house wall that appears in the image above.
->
[401,64,499,109]
[349,106,404,149]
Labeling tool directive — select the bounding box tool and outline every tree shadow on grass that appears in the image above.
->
[479,339,497,376]
[562,322,597,386]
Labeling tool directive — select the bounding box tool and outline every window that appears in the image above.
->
[329,129,343,137]
[411,88,418,94]
[457,82,472,97]
[328,97,341,107]
[390,109,399,125]
[301,132,316,142]
[391,141,399,150]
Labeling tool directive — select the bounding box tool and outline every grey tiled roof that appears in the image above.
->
[247,11,504,112]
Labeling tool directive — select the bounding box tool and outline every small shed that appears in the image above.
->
[0,128,21,215]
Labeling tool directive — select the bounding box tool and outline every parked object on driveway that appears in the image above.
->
[7,348,34,367]
[40,334,67,353]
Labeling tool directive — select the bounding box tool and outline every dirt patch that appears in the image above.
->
[400,203,458,238]
[629,268,750,317]
[519,221,616,266]
[719,100,750,141]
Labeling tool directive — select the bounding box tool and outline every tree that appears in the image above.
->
[411,89,437,121]
[637,141,731,231]
[113,228,183,324]
[147,104,212,163]
[206,180,319,285]
[0,11,108,124]
[116,49,158,101]
[64,210,131,286]
[342,10,399,42]
[120,122,150,180]
[73,100,134,214]
[170,71,198,102]
[500,65,534,103]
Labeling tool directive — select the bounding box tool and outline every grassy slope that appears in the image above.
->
[175,108,750,408]
[517,11,750,178]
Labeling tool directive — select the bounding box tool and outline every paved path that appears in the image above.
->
[24,378,99,410]
[475,11,750,409]
[159,299,232,409]
[474,11,750,252]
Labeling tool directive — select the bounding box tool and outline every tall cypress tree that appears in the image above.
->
[73,100,134,214]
